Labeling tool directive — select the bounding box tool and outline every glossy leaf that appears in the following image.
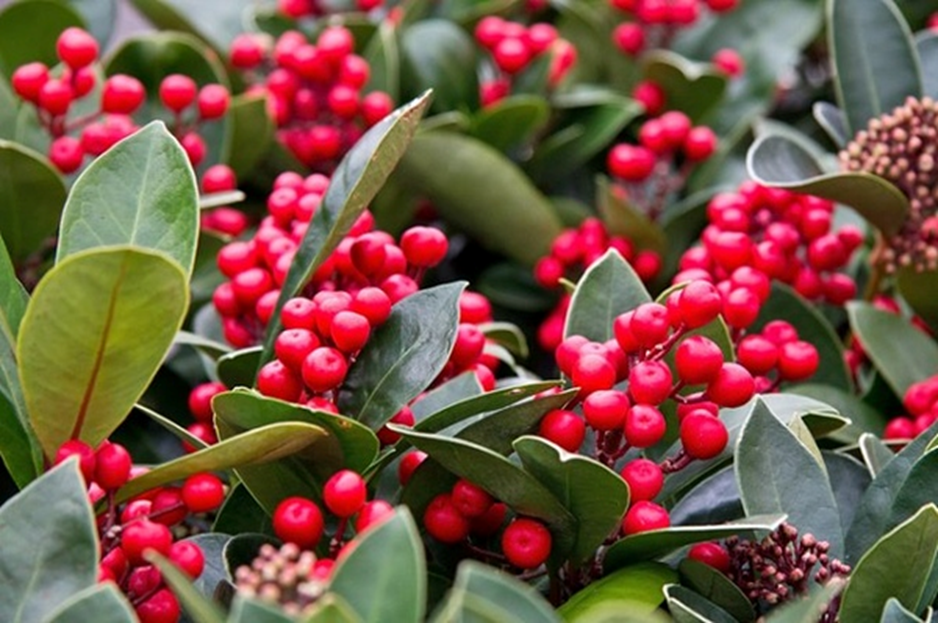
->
[470,95,550,152]
[666,585,738,623]
[897,267,938,334]
[0,0,84,77]
[113,422,326,504]
[148,553,225,623]
[415,381,559,436]
[400,20,478,113]
[394,131,563,266]
[480,322,529,359]
[736,399,844,557]
[792,384,887,445]
[329,508,426,623]
[848,302,938,398]
[558,563,677,621]
[747,133,909,236]
[212,484,271,535]
[44,583,135,622]
[829,0,923,136]
[668,466,744,527]
[18,247,188,456]
[813,102,849,147]
[564,249,651,342]
[0,460,97,622]
[57,122,199,274]
[217,346,262,389]
[0,140,66,263]
[840,504,938,623]
[223,94,274,178]
[678,559,755,623]
[340,282,464,430]
[261,92,432,362]
[302,594,363,623]
[514,436,628,564]
[433,560,559,623]
[409,372,483,420]
[135,402,208,451]
[0,391,39,489]
[642,50,727,122]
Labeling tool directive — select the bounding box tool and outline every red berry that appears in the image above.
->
[11,62,49,103]
[628,360,673,405]
[680,412,728,459]
[361,91,394,126]
[632,80,666,116]
[273,497,324,548]
[56,27,98,69]
[736,335,779,376]
[355,500,394,533]
[502,518,552,569]
[612,22,645,56]
[777,340,820,382]
[169,540,205,578]
[54,440,96,482]
[762,320,799,346]
[181,132,207,167]
[471,502,507,537]
[398,450,427,486]
[706,363,755,407]
[678,281,723,328]
[539,409,585,452]
[475,16,507,49]
[150,487,187,526]
[623,501,670,534]
[712,48,744,77]
[197,84,230,120]
[95,442,132,491]
[257,359,304,401]
[159,74,197,112]
[706,0,738,10]
[884,417,916,440]
[493,37,531,74]
[629,302,671,348]
[323,470,367,518]
[101,74,145,114]
[301,346,348,393]
[658,111,692,149]
[683,126,718,161]
[351,287,393,326]
[583,390,630,431]
[330,310,371,354]
[451,480,493,518]
[49,136,84,173]
[401,226,448,267]
[121,519,173,566]
[184,423,217,452]
[181,473,225,513]
[424,493,470,543]
[571,353,617,395]
[688,542,731,572]
[135,588,180,623]
[674,336,724,384]
[38,79,73,116]
[620,458,664,501]
[459,291,493,324]
[624,404,667,447]
[230,34,265,69]
[318,26,355,64]
[450,323,486,368]
[188,382,226,422]
[722,287,761,329]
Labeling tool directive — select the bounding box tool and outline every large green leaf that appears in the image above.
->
[514,436,629,565]
[65,0,116,47]
[44,583,135,622]
[558,563,677,621]
[339,282,464,430]
[400,20,477,113]
[128,0,252,54]
[829,0,923,137]
[393,131,563,266]
[260,92,432,364]
[18,247,188,456]
[0,460,97,623]
[880,598,927,623]
[57,122,199,274]
[469,95,551,152]
[747,133,909,236]
[0,0,84,78]
[824,451,874,535]
[736,399,844,557]
[223,94,274,179]
[0,140,66,263]
[433,560,560,623]
[887,449,938,536]
[329,508,426,623]
[848,302,938,398]
[564,249,651,343]
[409,372,483,420]
[840,505,938,623]
[897,267,938,335]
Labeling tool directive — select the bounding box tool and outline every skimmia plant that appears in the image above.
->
[1,0,938,621]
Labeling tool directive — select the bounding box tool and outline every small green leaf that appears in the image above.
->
[173,330,231,359]
[564,249,651,343]
[0,0,84,77]
[223,94,275,178]
[134,402,208,451]
[217,346,262,388]
[340,282,464,430]
[434,560,560,623]
[0,140,66,263]
[813,102,849,147]
[679,559,755,623]
[829,0,923,136]
[514,436,629,565]
[470,95,551,152]
[329,508,426,623]
[301,594,363,623]
[0,460,97,623]
[18,247,188,456]
[409,372,483,420]
[400,20,478,113]
[394,131,563,266]
[880,598,927,623]
[747,134,909,236]
[185,533,231,599]
[859,432,895,477]
[44,583,135,622]
[480,322,529,359]
[57,122,199,274]
[840,505,938,623]
[736,399,844,557]
[642,50,728,122]
[148,553,225,623]
[558,563,677,621]
[665,584,738,623]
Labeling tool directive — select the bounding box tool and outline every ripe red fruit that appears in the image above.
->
[101,74,146,114]
[620,458,664,501]
[629,302,671,347]
[722,287,761,329]
[401,226,449,267]
[55,440,97,482]
[11,62,49,102]
[493,37,531,74]
[197,84,230,120]
[612,22,645,56]
[257,359,304,401]
[687,542,731,572]
[683,126,718,161]
[150,487,187,526]
[628,360,673,405]
[330,310,372,353]
[49,136,84,173]
[674,336,724,384]
[502,518,552,569]
[318,26,355,64]
[451,480,493,518]
[56,27,98,69]
[736,335,779,376]
[424,493,471,543]
[583,389,630,431]
[169,540,205,578]
[680,412,728,459]
[711,48,744,77]
[95,442,133,491]
[121,519,174,565]
[188,381,226,422]
[181,132,207,167]
[181,473,226,513]
[450,324,486,368]
[135,588,180,623]
[706,363,755,407]
[678,281,722,328]
[323,470,368,518]
[777,340,820,382]
[230,34,265,69]
[623,501,670,534]
[38,79,73,116]
[624,404,667,448]
[361,91,394,126]
[184,423,217,452]
[632,80,666,116]
[272,496,325,548]
[301,346,349,393]
[355,500,394,533]
[538,409,586,452]
[398,450,427,485]
[571,353,617,395]
[159,74,198,112]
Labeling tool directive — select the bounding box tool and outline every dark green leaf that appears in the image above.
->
[217,346,262,389]
[888,449,938,535]
[558,563,677,621]
[480,322,529,359]
[364,21,400,102]
[747,134,909,236]
[0,76,18,141]
[329,508,426,623]
[57,122,199,274]
[0,460,97,622]
[223,94,275,178]
[212,484,272,535]
[0,391,39,489]
[469,95,550,152]
[897,266,938,334]
[394,131,563,266]
[0,140,66,263]
[44,582,135,622]
[18,247,188,456]
[65,0,116,47]
[669,466,744,527]
[415,381,559,435]
[173,330,231,360]
[476,263,557,313]
[859,432,895,477]
[436,560,559,623]
[824,451,873,535]
[792,384,887,444]
[848,302,938,398]
[564,249,651,342]
[829,0,923,136]
[186,533,232,599]
[148,553,225,623]
[679,559,755,623]
[514,436,628,564]
[409,372,483,420]
[642,50,727,122]
[665,584,738,623]
[840,505,938,623]
[134,402,208,451]
[0,0,84,78]
[736,399,844,557]
[339,282,464,430]
[127,0,252,56]
[261,92,432,363]
[813,102,849,147]
[400,20,477,113]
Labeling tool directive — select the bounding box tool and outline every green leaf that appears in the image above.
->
[564,249,651,343]
[44,583,135,622]
[18,247,188,456]
[217,346,262,388]
[887,449,938,535]
[415,381,561,435]
[301,594,363,623]
[477,262,557,313]
[665,584,738,623]
[470,95,550,152]
[514,436,629,565]
[65,0,116,47]
[127,0,252,54]
[0,140,66,263]
[435,560,560,623]
[261,92,432,362]
[813,102,849,147]
[860,432,896,477]
[918,32,938,100]
[364,21,400,102]
[410,372,483,420]
[0,0,84,78]
[212,484,271,535]
[0,391,40,489]
[400,20,477,113]
[678,559,755,623]
[880,598,927,623]
[134,402,208,451]
[746,133,909,236]
[824,451,874,535]
[480,322,529,359]
[174,330,231,359]
[229,596,296,623]
[736,398,844,557]
[223,94,274,179]
[339,282,464,430]
[329,508,426,623]
[604,515,784,572]
[57,122,199,274]
[597,176,667,254]
[641,50,728,123]
[829,0,923,137]
[840,505,938,623]
[394,131,563,266]
[848,302,938,398]
[0,460,97,623]
[763,579,845,623]
[792,384,887,445]
[112,421,326,504]
[897,267,938,334]
[668,466,743,527]
[558,563,677,621]
[186,533,232,599]
[148,553,225,623]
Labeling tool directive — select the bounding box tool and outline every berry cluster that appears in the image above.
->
[423,478,552,571]
[277,0,382,19]
[474,17,577,106]
[606,111,719,221]
[883,374,938,441]
[736,320,820,392]
[11,27,229,174]
[199,164,250,238]
[674,182,862,305]
[229,27,394,171]
[54,439,226,623]
[534,218,662,352]
[609,0,739,54]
